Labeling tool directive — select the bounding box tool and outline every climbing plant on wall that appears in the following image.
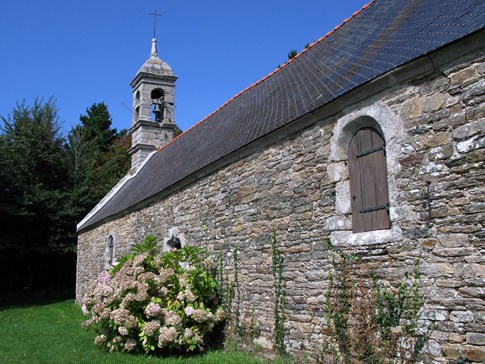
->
[322,238,431,364]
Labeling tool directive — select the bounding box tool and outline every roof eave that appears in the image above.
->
[130,72,178,88]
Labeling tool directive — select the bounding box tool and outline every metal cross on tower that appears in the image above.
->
[149,9,162,38]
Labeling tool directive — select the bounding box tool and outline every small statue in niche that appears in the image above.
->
[162,227,186,252]
[166,235,181,251]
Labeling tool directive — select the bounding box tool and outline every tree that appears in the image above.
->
[0,98,68,248]
[67,125,95,188]
[174,125,183,138]
[0,98,75,293]
[0,99,131,299]
[85,129,131,203]
[79,102,116,153]
[67,103,131,210]
[65,125,97,218]
[287,49,298,60]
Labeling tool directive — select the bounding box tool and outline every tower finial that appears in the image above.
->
[151,38,158,57]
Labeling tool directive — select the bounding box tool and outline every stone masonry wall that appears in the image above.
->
[77,45,485,362]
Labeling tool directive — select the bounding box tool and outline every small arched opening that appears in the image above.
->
[151,88,165,121]
[107,235,115,266]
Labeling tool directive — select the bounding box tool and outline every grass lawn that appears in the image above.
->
[0,300,270,364]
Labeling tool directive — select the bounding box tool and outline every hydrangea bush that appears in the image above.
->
[81,236,224,354]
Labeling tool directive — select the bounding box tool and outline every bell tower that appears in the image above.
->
[128,33,177,171]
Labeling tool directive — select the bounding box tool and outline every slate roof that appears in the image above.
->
[78,0,485,231]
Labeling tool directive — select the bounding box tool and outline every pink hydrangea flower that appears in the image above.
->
[124,339,137,351]
[158,326,178,347]
[184,306,195,317]
[94,334,106,346]
[184,327,194,339]
[144,302,162,317]
[143,320,161,337]
[192,309,208,322]
[118,326,129,336]
[98,270,111,284]
[81,304,89,316]
[164,311,181,326]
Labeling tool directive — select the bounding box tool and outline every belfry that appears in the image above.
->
[128,15,177,170]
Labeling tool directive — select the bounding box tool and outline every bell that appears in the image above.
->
[152,103,162,121]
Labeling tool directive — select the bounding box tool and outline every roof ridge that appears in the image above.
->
[156,0,376,154]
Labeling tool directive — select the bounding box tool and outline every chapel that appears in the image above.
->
[77,0,485,360]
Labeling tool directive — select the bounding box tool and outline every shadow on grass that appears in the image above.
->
[0,286,74,310]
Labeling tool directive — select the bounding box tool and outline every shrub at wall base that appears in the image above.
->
[81,236,225,354]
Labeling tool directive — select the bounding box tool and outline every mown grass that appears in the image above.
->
[0,300,270,364]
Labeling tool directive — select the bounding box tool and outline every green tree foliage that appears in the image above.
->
[0,98,68,250]
[287,50,298,60]
[286,42,311,63]
[79,102,117,153]
[173,125,183,138]
[0,98,131,297]
[84,129,131,204]
[67,105,130,210]
[0,98,75,292]
[67,125,95,188]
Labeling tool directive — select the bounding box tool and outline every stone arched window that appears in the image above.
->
[328,103,410,245]
[107,235,115,266]
[348,127,390,233]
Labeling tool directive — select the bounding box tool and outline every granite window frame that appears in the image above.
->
[327,102,412,247]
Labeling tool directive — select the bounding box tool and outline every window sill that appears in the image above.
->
[329,226,402,247]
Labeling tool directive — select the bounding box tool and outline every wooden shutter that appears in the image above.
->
[348,127,390,233]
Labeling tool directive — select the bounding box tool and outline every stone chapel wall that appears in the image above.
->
[77,42,485,361]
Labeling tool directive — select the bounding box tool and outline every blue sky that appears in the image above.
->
[0,1,370,135]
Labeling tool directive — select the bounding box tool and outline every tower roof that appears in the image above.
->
[132,38,174,85]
